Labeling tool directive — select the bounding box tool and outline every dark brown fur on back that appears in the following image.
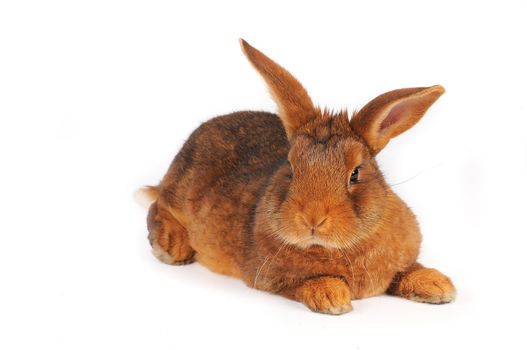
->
[157,111,290,276]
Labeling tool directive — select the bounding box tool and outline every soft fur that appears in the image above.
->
[142,39,456,314]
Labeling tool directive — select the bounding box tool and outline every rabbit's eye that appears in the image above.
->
[349,166,361,184]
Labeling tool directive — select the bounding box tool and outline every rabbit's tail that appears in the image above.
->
[134,185,160,208]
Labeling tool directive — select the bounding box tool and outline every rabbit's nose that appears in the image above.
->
[300,214,329,235]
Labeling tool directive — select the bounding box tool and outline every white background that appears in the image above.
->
[1,1,526,349]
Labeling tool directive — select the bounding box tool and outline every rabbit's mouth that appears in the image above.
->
[290,233,345,250]
[303,235,328,248]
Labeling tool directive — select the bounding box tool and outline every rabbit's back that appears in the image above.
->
[157,111,289,276]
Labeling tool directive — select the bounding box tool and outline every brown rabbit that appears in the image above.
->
[141,39,456,314]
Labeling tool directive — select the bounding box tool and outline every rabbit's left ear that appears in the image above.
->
[240,39,317,139]
[351,85,445,154]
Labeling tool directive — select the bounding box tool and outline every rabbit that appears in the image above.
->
[140,39,456,315]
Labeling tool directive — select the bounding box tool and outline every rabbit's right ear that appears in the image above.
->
[240,39,317,139]
[351,85,445,154]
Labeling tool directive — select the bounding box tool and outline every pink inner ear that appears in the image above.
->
[379,102,409,131]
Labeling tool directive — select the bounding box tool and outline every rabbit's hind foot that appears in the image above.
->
[147,199,195,265]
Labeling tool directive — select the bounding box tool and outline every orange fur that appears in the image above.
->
[143,39,456,314]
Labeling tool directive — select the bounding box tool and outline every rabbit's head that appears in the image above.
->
[240,39,444,250]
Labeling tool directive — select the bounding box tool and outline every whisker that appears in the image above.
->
[253,254,272,288]
[253,239,287,288]
[388,163,443,187]
[262,240,288,280]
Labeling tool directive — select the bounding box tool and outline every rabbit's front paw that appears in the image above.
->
[300,277,352,315]
[395,267,456,304]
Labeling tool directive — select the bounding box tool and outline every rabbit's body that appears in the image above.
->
[143,40,456,314]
